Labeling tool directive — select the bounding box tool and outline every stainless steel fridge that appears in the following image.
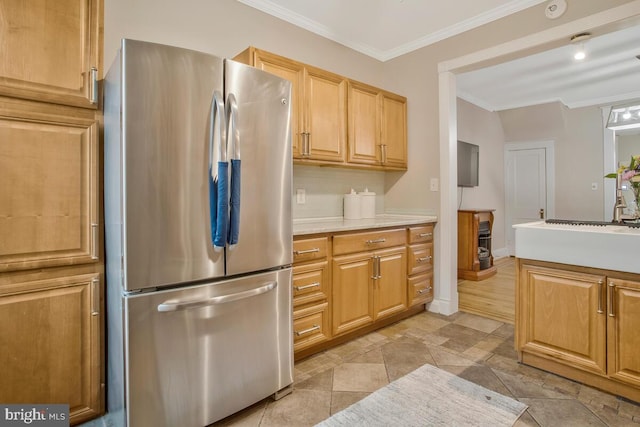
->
[103,39,293,427]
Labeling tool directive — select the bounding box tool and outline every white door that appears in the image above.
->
[505,142,554,255]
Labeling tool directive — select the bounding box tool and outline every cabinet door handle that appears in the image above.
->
[302,132,310,156]
[89,67,98,104]
[419,232,432,238]
[417,256,432,263]
[608,281,615,317]
[91,223,99,260]
[295,325,320,336]
[597,280,604,314]
[380,144,387,164]
[371,255,380,280]
[366,238,386,245]
[91,277,100,316]
[294,282,321,291]
[294,248,320,255]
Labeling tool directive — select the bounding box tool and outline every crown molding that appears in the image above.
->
[237,0,547,62]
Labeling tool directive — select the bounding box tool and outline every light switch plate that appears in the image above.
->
[430,178,439,192]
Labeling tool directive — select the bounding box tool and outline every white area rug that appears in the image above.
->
[316,363,527,427]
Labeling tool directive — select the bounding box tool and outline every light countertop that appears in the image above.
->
[293,214,437,236]
[514,220,640,274]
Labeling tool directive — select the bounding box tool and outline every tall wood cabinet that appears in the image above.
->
[0,1,104,424]
[517,259,640,402]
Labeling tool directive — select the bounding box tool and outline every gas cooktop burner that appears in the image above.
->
[545,219,640,228]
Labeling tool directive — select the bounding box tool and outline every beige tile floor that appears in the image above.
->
[213,310,640,426]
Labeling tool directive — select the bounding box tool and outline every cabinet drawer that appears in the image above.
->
[333,229,406,255]
[293,237,328,263]
[293,302,330,352]
[293,261,329,307]
[408,225,434,244]
[408,273,433,306]
[408,243,433,275]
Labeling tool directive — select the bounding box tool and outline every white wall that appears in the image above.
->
[499,102,604,220]
[456,99,507,252]
[292,166,385,219]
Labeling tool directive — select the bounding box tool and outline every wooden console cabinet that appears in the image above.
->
[458,210,497,281]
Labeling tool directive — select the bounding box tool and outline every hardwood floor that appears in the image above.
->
[458,256,515,324]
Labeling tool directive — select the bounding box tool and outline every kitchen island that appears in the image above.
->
[292,214,437,359]
[513,220,640,403]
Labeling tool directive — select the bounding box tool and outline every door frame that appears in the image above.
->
[434,3,640,316]
[504,141,556,255]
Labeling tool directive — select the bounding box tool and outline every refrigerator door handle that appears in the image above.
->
[157,281,277,312]
[227,93,241,246]
[209,90,228,248]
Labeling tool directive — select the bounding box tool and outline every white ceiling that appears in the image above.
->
[239,0,640,111]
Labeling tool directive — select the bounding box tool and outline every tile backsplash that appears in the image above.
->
[293,165,385,219]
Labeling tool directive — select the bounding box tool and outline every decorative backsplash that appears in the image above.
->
[292,165,385,219]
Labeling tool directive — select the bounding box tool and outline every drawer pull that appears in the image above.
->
[295,325,320,336]
[419,232,433,238]
[417,286,432,295]
[366,238,386,245]
[294,248,320,255]
[295,282,321,291]
[417,256,432,263]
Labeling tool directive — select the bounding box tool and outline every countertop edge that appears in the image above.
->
[293,215,438,236]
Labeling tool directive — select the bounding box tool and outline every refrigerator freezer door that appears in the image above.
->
[224,60,293,276]
[125,268,293,427]
[118,39,225,291]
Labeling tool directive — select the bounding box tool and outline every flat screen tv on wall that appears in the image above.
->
[457,140,479,187]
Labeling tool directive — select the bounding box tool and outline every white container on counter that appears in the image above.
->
[359,188,376,219]
[343,189,361,219]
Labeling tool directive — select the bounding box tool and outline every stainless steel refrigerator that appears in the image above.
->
[103,39,293,427]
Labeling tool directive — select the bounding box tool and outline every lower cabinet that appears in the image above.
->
[293,222,435,360]
[516,259,640,401]
[332,246,407,336]
[606,277,640,388]
[407,224,434,306]
[0,271,103,425]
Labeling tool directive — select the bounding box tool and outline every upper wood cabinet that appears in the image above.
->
[348,81,407,170]
[380,91,407,169]
[0,97,100,272]
[0,0,103,109]
[234,47,346,164]
[235,49,305,160]
[235,47,406,170]
[303,65,347,163]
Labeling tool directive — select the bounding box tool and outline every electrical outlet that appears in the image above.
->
[296,188,306,204]
[430,178,439,192]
